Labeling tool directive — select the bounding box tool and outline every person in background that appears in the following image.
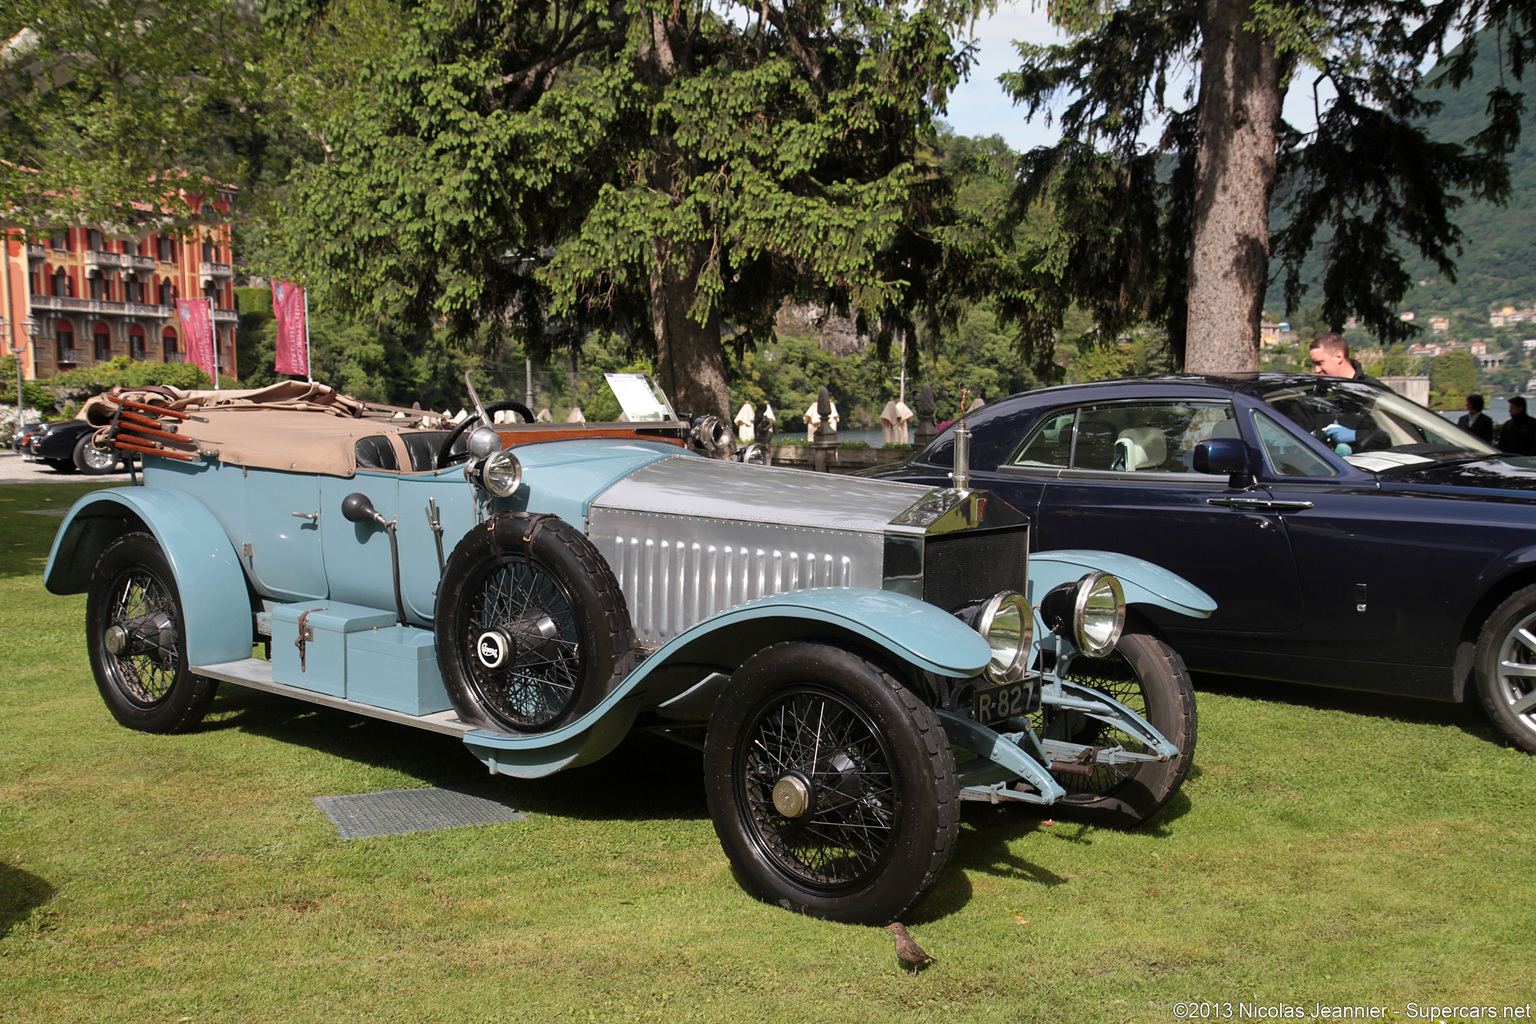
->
[1308,332,1383,387]
[1499,396,1536,456]
[1457,393,1495,444]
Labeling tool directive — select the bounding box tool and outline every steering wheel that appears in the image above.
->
[436,401,536,469]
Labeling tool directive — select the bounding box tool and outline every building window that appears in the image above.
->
[87,228,103,251]
[93,329,111,362]
[56,329,74,362]
[124,277,139,304]
[52,269,70,297]
[156,236,174,262]
[162,330,179,363]
[89,275,107,301]
[129,333,146,359]
[158,280,176,306]
[50,231,69,251]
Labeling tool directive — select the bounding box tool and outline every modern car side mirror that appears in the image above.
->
[1194,438,1253,488]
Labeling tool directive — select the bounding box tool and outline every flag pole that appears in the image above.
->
[303,286,312,384]
[209,297,220,390]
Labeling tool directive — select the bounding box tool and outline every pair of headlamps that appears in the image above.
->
[970,571,1126,683]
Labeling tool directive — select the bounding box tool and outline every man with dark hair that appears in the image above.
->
[1458,393,1495,444]
[1499,396,1536,455]
[1307,332,1383,387]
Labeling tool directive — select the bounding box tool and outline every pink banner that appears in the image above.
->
[272,279,309,377]
[175,299,216,383]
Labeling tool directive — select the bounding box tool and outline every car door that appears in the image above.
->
[1003,398,1306,637]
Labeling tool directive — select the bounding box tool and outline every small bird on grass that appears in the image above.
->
[886,922,936,973]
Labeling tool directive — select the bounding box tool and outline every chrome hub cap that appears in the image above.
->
[772,774,812,818]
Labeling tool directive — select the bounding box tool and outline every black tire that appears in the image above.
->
[1473,586,1536,753]
[86,532,218,733]
[704,642,959,925]
[434,513,633,732]
[73,433,119,474]
[435,401,536,469]
[1035,632,1196,827]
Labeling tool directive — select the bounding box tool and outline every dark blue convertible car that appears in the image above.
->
[871,373,1536,753]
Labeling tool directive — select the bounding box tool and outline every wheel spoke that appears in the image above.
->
[1511,689,1536,716]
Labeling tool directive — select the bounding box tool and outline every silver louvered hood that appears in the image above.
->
[586,455,1028,648]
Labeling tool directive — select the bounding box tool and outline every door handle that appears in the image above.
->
[1207,497,1314,512]
[291,510,320,523]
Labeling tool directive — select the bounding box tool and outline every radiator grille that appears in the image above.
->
[922,527,1028,612]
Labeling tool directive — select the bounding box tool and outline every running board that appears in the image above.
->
[194,657,474,738]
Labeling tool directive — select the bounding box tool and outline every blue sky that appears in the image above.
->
[943,3,1334,153]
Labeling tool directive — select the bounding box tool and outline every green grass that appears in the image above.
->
[2,481,1533,1022]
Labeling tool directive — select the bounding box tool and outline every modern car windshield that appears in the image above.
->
[1258,380,1498,471]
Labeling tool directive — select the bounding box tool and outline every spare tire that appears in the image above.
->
[435,513,634,733]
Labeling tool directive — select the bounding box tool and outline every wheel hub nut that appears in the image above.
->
[772,775,811,818]
[103,625,129,656]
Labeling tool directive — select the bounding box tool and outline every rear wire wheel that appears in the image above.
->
[1032,632,1196,827]
[86,532,218,733]
[705,642,958,925]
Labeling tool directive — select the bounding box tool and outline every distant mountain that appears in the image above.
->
[1266,39,1536,326]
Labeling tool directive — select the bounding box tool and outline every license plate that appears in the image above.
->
[973,681,1032,727]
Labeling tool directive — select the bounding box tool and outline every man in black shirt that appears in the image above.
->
[1499,396,1536,455]
[1308,333,1384,387]
[1458,394,1495,444]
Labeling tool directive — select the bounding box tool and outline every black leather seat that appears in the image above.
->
[354,435,399,471]
[400,431,449,472]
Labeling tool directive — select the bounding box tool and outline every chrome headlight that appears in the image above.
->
[976,591,1031,682]
[1039,571,1125,658]
[475,447,523,497]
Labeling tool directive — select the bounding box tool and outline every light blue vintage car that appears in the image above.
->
[46,375,1214,925]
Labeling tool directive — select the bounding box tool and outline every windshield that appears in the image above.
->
[1257,379,1499,472]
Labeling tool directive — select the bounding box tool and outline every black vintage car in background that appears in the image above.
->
[18,417,126,474]
[870,373,1536,753]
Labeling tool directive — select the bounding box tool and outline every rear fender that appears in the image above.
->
[464,588,990,777]
[45,489,253,665]
[1030,549,1216,621]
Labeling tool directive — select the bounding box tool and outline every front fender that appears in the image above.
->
[1030,549,1216,620]
[464,588,990,777]
[45,489,253,665]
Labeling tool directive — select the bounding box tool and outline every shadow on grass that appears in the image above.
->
[203,685,711,824]
[1192,670,1506,748]
[0,861,56,940]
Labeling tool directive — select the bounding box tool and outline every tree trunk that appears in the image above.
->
[650,236,730,427]
[1184,0,1282,374]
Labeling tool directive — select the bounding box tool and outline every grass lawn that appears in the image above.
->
[1,480,1532,1023]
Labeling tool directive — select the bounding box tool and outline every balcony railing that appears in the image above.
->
[128,254,155,270]
[200,261,233,278]
[163,352,185,364]
[59,348,87,363]
[28,295,170,319]
[26,243,45,260]
[85,250,124,269]
[213,308,239,323]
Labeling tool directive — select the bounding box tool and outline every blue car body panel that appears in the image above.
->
[45,488,254,665]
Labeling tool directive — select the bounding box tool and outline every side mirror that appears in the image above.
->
[1194,438,1253,489]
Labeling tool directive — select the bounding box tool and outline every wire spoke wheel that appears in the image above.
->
[436,514,632,735]
[86,532,217,734]
[1027,632,1196,827]
[464,560,583,729]
[705,642,958,925]
[739,687,899,891]
[102,567,181,707]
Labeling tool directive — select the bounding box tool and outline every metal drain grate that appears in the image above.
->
[312,786,525,839]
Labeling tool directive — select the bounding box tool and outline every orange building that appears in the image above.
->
[2,197,238,383]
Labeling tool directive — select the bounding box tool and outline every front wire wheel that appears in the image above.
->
[705,643,958,925]
[463,557,583,729]
[1032,632,1196,827]
[86,532,218,733]
[1473,586,1536,753]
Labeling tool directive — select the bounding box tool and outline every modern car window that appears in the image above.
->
[1259,379,1497,471]
[1013,401,1237,473]
[1252,411,1337,477]
[1010,410,1076,468]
